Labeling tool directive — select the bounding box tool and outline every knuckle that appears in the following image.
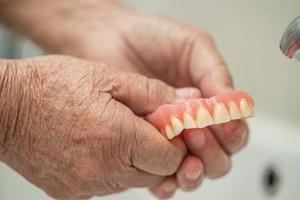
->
[134,74,173,111]
[135,75,163,110]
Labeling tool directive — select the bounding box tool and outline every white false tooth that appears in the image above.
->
[196,108,214,128]
[214,103,231,124]
[240,98,251,117]
[183,112,197,129]
[229,101,242,120]
[171,117,184,135]
[165,125,176,139]
[250,103,255,117]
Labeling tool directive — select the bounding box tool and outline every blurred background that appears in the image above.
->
[0,0,300,199]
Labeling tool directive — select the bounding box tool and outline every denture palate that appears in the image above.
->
[146,91,255,140]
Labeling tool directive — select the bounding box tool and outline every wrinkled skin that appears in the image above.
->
[32,4,249,198]
[0,1,250,199]
[0,55,187,199]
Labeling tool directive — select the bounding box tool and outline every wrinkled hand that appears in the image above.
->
[34,4,250,198]
[0,55,187,199]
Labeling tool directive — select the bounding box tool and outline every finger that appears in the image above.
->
[183,128,231,178]
[188,32,233,97]
[150,176,177,199]
[103,67,176,115]
[131,116,187,176]
[210,120,249,154]
[109,71,202,115]
[106,69,200,115]
[186,33,250,156]
[176,154,204,191]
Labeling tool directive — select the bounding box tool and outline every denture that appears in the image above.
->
[146,91,255,140]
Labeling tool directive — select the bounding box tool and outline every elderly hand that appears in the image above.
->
[0,55,188,199]
[0,0,249,199]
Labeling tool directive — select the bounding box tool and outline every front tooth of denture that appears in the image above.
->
[165,125,176,139]
[171,117,184,135]
[214,103,231,124]
[229,101,242,120]
[196,108,214,128]
[183,112,197,129]
[240,98,252,117]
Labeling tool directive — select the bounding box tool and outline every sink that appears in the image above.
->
[1,113,300,200]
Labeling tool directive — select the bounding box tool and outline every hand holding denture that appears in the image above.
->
[0,56,187,199]
[0,1,255,198]
[37,10,253,198]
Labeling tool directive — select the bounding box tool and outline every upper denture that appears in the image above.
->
[146,91,255,140]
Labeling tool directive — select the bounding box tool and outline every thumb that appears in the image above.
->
[107,69,197,115]
[131,115,186,175]
[188,32,234,97]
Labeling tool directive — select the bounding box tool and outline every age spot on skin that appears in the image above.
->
[146,91,255,140]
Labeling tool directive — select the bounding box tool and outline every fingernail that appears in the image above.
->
[185,169,202,181]
[175,87,201,99]
[223,120,240,133]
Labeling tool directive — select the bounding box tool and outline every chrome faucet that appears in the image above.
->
[280,16,300,61]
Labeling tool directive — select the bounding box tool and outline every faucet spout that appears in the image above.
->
[280,16,300,61]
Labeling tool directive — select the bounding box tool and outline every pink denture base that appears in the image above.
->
[146,91,254,131]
